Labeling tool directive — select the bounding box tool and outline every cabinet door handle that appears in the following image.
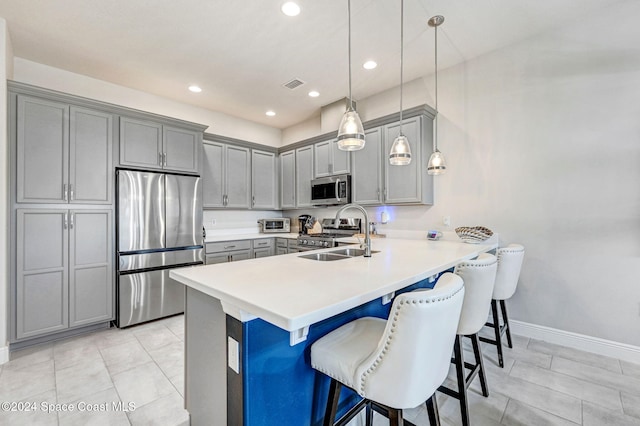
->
[70,213,74,229]
[228,254,232,262]
[69,184,74,201]
[63,213,68,229]
[252,195,255,207]
[159,152,163,166]
[163,152,167,167]
[63,184,68,201]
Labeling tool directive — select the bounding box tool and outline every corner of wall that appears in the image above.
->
[1,17,13,361]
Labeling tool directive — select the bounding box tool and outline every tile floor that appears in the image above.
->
[0,315,639,425]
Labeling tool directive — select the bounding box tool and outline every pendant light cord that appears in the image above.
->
[348,0,353,111]
[399,0,404,135]
[433,21,438,152]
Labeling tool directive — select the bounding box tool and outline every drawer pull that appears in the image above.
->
[224,245,236,249]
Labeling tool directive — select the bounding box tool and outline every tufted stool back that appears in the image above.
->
[493,244,525,300]
[357,273,464,409]
[452,253,498,336]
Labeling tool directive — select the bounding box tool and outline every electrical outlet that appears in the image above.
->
[211,219,216,226]
[443,216,451,227]
[228,337,239,374]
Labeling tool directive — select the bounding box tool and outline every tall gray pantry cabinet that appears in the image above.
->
[8,82,207,346]
[11,92,114,343]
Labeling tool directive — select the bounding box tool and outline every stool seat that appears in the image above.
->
[311,317,386,390]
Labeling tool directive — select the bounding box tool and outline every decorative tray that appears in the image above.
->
[455,226,493,244]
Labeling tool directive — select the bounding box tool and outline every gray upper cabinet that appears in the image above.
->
[352,127,384,205]
[16,209,113,340]
[119,117,163,169]
[69,107,113,204]
[203,141,250,208]
[384,116,433,205]
[252,150,278,209]
[314,138,350,178]
[16,96,113,205]
[16,96,69,204]
[120,117,200,174]
[295,145,314,208]
[163,126,200,173]
[203,142,224,208]
[280,150,296,209]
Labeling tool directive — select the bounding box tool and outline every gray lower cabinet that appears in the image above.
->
[252,150,278,209]
[352,127,384,205]
[314,138,350,178]
[120,117,200,174]
[16,96,113,204]
[252,238,274,258]
[295,146,314,208]
[203,141,250,208]
[205,240,252,264]
[276,238,288,255]
[15,209,113,340]
[280,150,296,209]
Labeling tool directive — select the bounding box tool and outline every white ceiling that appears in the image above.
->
[0,0,622,129]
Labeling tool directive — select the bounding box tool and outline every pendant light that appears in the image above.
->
[389,0,411,165]
[337,0,365,151]
[427,15,447,175]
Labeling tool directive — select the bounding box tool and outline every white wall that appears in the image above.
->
[0,17,13,362]
[433,2,640,346]
[282,2,640,347]
[12,58,282,147]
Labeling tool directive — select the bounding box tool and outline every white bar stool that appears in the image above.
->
[438,253,497,426]
[480,244,525,367]
[311,273,465,426]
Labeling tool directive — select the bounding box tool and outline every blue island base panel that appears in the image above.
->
[237,277,437,426]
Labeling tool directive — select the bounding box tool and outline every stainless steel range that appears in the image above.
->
[297,218,361,251]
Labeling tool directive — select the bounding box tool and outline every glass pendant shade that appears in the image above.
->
[389,134,412,165]
[427,149,447,175]
[337,109,365,151]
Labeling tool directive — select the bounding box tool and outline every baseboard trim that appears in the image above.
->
[0,345,9,365]
[511,320,640,364]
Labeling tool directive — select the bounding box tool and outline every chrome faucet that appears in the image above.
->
[335,203,371,257]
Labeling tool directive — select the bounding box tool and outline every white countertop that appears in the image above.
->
[171,238,497,334]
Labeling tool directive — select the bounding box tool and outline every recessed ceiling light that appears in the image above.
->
[308,91,320,98]
[188,85,202,93]
[363,61,377,70]
[266,111,276,117]
[281,2,300,16]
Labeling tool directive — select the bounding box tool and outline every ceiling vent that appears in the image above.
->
[283,78,305,90]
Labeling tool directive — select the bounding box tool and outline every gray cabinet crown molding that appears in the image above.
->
[277,104,436,154]
[204,133,278,153]
[8,81,208,133]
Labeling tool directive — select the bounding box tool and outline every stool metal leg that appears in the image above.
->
[324,379,342,426]
[365,401,373,426]
[453,335,470,426]
[490,300,504,368]
[471,333,489,397]
[500,300,513,349]
[388,408,403,426]
[425,394,441,426]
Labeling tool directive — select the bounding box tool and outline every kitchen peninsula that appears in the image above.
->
[170,237,497,425]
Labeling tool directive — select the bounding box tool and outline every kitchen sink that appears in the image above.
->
[328,248,379,257]
[299,252,351,261]
[299,248,380,261]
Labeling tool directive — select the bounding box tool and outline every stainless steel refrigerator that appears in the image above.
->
[116,169,203,327]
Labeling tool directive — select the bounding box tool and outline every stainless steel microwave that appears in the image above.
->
[258,218,291,233]
[311,174,351,206]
